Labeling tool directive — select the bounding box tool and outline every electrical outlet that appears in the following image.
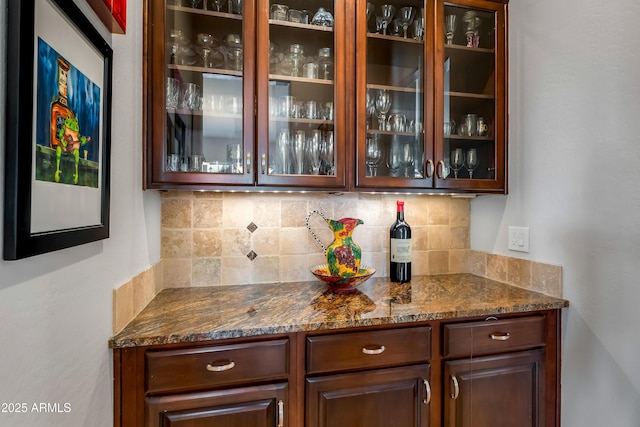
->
[508,226,530,252]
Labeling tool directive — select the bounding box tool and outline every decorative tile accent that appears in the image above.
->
[247,250,258,260]
[247,222,258,233]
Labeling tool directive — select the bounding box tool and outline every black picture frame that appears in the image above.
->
[4,0,113,260]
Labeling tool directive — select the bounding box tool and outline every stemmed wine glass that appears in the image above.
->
[398,7,415,39]
[211,0,226,12]
[366,2,375,23]
[465,148,478,178]
[379,4,395,35]
[375,90,392,131]
[387,143,402,177]
[450,148,465,178]
[196,33,217,68]
[445,14,457,45]
[375,16,386,34]
[365,90,377,129]
[365,137,382,176]
[401,142,415,177]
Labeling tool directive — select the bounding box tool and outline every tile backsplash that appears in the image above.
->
[112,191,563,334]
[160,191,471,286]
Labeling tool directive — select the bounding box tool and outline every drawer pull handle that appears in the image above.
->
[206,360,235,372]
[423,379,431,405]
[277,400,284,427]
[450,375,460,400]
[490,332,511,341]
[362,345,386,355]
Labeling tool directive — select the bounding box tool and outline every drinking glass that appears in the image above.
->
[196,33,217,68]
[276,129,290,174]
[445,15,457,45]
[365,137,382,176]
[229,0,241,14]
[375,90,392,131]
[398,7,415,38]
[306,130,322,175]
[380,5,395,35]
[211,0,226,11]
[366,2,375,22]
[320,132,335,175]
[411,17,425,40]
[465,148,478,178]
[375,16,386,34]
[401,142,415,177]
[386,144,402,177]
[183,83,200,110]
[293,131,306,174]
[166,77,180,109]
[227,144,241,173]
[450,148,465,178]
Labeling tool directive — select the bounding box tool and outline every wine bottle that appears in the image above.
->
[390,200,411,283]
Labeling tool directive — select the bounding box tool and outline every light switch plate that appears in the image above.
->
[508,226,530,252]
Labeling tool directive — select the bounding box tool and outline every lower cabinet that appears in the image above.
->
[443,350,545,427]
[113,310,561,427]
[306,365,431,427]
[146,383,288,427]
[441,314,554,427]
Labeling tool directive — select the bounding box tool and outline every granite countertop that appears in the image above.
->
[109,273,569,348]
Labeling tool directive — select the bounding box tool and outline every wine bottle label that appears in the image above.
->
[390,238,412,263]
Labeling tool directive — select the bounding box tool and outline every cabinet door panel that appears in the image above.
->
[306,364,430,427]
[255,0,347,189]
[444,349,545,427]
[434,0,506,192]
[147,1,256,187]
[146,383,287,427]
[356,0,431,190]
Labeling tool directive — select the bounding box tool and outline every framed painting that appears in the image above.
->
[3,0,113,260]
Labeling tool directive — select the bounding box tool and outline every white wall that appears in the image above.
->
[0,1,160,426]
[472,0,640,424]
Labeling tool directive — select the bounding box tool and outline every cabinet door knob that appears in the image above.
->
[205,360,235,372]
[450,375,460,400]
[246,151,251,174]
[426,159,434,178]
[361,345,385,355]
[437,160,445,179]
[261,153,266,174]
[490,332,511,341]
[423,379,431,405]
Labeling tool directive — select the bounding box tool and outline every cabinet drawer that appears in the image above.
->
[442,315,546,358]
[145,339,289,393]
[306,327,431,375]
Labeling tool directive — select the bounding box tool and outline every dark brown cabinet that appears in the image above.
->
[443,350,544,427]
[114,311,560,427]
[440,315,554,427]
[354,0,507,192]
[306,365,431,427]
[144,0,508,193]
[146,383,288,427]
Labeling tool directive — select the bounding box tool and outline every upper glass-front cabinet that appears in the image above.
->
[255,0,346,188]
[146,0,256,187]
[356,0,429,189]
[435,0,506,191]
[145,0,507,192]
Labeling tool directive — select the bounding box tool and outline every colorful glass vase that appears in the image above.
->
[306,210,363,277]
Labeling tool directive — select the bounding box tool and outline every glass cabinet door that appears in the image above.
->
[255,0,345,188]
[435,0,506,191]
[150,0,255,186]
[356,0,429,189]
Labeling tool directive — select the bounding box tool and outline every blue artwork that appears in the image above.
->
[35,38,101,187]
